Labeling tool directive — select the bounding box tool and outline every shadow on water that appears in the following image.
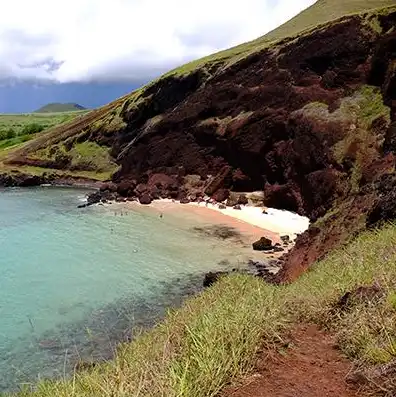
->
[0,272,206,393]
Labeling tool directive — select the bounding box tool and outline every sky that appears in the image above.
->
[0,0,316,84]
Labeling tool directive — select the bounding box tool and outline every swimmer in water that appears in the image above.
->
[159,213,163,218]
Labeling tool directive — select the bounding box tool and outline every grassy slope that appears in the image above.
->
[10,224,396,397]
[35,103,87,113]
[0,111,88,149]
[164,0,396,76]
[0,110,118,181]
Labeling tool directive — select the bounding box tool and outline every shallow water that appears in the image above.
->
[0,187,255,392]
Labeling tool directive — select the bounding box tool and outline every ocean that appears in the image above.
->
[0,187,255,392]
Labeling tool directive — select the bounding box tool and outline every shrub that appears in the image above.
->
[21,123,45,135]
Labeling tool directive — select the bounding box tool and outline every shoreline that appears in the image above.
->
[104,198,310,267]
[119,198,309,241]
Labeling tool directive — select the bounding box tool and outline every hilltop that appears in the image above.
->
[34,103,87,113]
[2,0,396,396]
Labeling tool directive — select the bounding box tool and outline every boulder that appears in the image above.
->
[117,181,136,196]
[238,194,248,205]
[135,183,149,194]
[226,192,248,207]
[233,204,242,210]
[219,204,227,209]
[100,182,118,193]
[212,188,230,203]
[253,237,274,251]
[180,197,190,204]
[139,193,152,205]
[86,191,102,206]
[281,235,291,244]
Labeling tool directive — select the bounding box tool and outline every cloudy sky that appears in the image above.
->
[0,0,316,83]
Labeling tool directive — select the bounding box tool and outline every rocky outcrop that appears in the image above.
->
[0,172,50,187]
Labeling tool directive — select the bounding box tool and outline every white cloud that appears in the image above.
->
[0,0,315,83]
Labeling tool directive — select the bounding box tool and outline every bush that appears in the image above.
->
[21,123,45,135]
[0,128,16,140]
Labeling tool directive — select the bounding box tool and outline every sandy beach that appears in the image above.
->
[114,198,310,249]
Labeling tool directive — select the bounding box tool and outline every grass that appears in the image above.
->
[7,223,396,397]
[69,142,119,173]
[163,0,396,77]
[0,111,89,149]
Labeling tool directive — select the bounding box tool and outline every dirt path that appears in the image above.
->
[224,324,361,397]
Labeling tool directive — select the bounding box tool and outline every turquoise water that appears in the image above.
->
[0,187,253,392]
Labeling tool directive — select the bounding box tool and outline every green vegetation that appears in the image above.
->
[164,0,396,77]
[0,111,88,150]
[34,103,87,113]
[8,223,396,397]
[332,85,391,192]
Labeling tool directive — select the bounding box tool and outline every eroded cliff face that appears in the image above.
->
[99,11,396,282]
[6,9,396,282]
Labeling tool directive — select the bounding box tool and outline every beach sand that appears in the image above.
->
[118,198,309,249]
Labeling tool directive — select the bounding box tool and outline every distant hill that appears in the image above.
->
[34,103,87,113]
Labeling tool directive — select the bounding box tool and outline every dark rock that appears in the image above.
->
[336,283,384,311]
[135,183,149,194]
[149,185,161,200]
[86,191,102,206]
[180,197,190,204]
[262,210,268,215]
[238,195,248,205]
[273,246,285,253]
[117,181,136,196]
[253,237,274,251]
[203,271,228,288]
[219,204,227,209]
[212,188,230,203]
[0,172,48,187]
[100,182,118,192]
[139,193,152,205]
[281,235,291,244]
[233,204,242,210]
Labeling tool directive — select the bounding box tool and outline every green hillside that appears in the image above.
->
[0,111,89,151]
[165,0,396,76]
[34,103,87,113]
[4,0,395,183]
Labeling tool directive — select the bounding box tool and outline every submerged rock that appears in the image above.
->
[203,271,228,288]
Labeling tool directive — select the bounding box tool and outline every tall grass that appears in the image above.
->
[6,224,396,396]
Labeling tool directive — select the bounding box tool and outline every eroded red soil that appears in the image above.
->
[223,325,361,397]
